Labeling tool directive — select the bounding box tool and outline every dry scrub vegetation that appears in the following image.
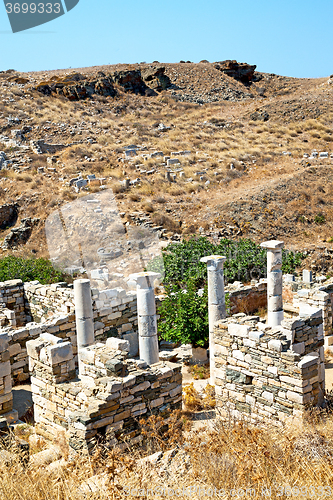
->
[2,410,333,499]
[1,65,333,256]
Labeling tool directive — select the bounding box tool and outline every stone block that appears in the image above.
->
[298,353,319,369]
[290,342,305,355]
[0,361,10,379]
[47,342,73,365]
[228,323,250,338]
[262,391,274,403]
[106,338,130,352]
[268,339,282,352]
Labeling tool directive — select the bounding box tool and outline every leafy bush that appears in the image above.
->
[155,236,304,348]
[158,280,209,347]
[160,237,304,287]
[0,256,67,284]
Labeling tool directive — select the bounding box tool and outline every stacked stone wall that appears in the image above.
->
[0,332,16,422]
[292,284,333,347]
[0,280,26,327]
[27,334,182,451]
[214,308,324,425]
[227,280,267,316]
[24,282,138,349]
[2,314,76,383]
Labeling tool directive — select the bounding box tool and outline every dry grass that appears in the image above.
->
[2,410,333,499]
[1,64,333,256]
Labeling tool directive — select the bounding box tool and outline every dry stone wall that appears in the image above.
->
[0,280,26,327]
[292,284,333,348]
[214,308,324,425]
[3,314,76,383]
[24,282,138,351]
[27,334,182,452]
[0,332,17,423]
[227,280,267,316]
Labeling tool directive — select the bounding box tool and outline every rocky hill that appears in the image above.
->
[0,60,333,269]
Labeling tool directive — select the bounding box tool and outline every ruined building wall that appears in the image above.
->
[27,334,182,451]
[213,308,324,425]
[24,282,138,350]
[227,280,267,316]
[0,332,16,422]
[292,285,333,348]
[0,280,26,327]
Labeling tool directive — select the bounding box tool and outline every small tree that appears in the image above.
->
[158,279,209,348]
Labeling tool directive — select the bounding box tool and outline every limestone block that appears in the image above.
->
[232,350,245,361]
[47,342,73,366]
[0,334,9,353]
[298,353,319,369]
[248,330,264,341]
[262,391,274,403]
[122,331,139,357]
[228,323,250,338]
[78,348,95,364]
[267,339,282,352]
[106,338,130,352]
[287,391,304,404]
[290,342,305,355]
[0,362,11,379]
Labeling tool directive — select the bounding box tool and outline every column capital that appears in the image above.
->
[129,272,161,289]
[260,240,284,251]
[200,255,226,268]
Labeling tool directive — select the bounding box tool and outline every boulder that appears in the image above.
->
[112,70,150,95]
[141,66,171,91]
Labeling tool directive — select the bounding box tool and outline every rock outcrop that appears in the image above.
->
[2,218,39,250]
[141,66,172,91]
[36,73,117,100]
[214,60,256,84]
[35,68,172,100]
[112,70,151,95]
[0,203,18,230]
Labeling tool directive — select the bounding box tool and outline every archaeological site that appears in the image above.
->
[2,4,333,493]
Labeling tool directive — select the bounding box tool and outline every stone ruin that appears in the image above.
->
[0,239,330,449]
[201,241,326,425]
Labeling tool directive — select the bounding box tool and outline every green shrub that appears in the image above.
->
[160,237,304,287]
[0,256,67,284]
[158,280,209,347]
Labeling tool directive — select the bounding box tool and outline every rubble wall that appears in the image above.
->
[214,309,324,425]
[0,332,14,420]
[27,335,182,451]
[4,315,76,384]
[0,281,138,383]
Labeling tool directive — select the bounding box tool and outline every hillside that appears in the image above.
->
[1,61,333,266]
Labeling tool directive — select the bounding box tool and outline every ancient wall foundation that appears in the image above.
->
[27,334,182,451]
[227,280,267,316]
[213,308,325,425]
[0,280,26,327]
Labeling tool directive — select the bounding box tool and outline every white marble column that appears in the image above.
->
[200,255,227,382]
[260,240,284,327]
[74,279,95,377]
[129,272,160,365]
